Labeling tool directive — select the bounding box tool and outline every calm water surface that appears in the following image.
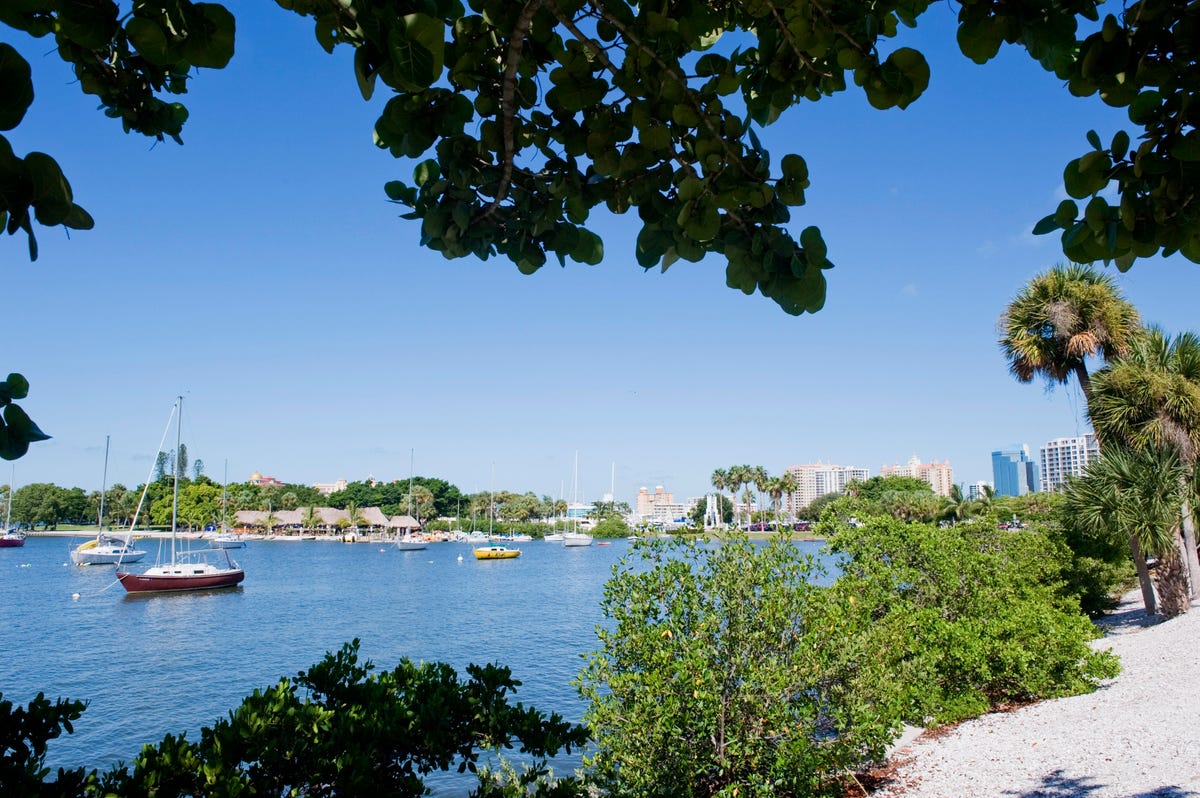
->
[1,535,830,793]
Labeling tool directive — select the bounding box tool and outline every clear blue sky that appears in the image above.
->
[6,5,1198,505]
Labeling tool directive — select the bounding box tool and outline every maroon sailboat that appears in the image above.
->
[117,397,244,594]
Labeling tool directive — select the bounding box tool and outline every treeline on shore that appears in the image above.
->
[1,473,632,533]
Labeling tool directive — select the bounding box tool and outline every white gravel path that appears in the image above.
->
[874,592,1200,797]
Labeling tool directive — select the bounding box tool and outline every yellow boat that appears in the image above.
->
[473,545,521,560]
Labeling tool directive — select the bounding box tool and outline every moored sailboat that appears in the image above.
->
[117,397,244,594]
[1,464,25,547]
[71,436,147,566]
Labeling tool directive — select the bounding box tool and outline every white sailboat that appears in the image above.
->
[0,464,25,547]
[70,436,146,566]
[396,449,427,551]
[563,451,593,547]
[210,461,246,549]
[117,397,244,594]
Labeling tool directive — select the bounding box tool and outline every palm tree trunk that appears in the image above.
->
[1074,363,1092,405]
[1180,497,1200,601]
[1129,535,1157,615]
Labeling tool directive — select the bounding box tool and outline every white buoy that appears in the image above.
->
[71,593,80,600]
[457,554,463,562]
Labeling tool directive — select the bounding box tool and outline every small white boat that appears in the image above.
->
[543,532,563,542]
[395,534,427,552]
[209,534,247,549]
[70,532,147,565]
[563,531,593,547]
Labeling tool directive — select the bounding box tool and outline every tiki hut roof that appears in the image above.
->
[357,506,391,527]
[389,514,421,530]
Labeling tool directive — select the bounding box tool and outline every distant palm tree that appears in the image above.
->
[1064,446,1193,616]
[346,501,365,530]
[751,466,769,523]
[940,484,971,526]
[262,511,279,537]
[1089,327,1200,599]
[723,465,744,528]
[973,484,995,515]
[776,471,798,522]
[999,263,1140,402]
[302,506,322,535]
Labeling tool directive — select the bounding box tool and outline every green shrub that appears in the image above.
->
[579,535,908,797]
[825,516,1120,724]
[2,643,588,798]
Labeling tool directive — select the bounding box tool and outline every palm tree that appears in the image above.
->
[710,468,728,528]
[751,466,769,525]
[345,501,365,531]
[726,465,750,529]
[973,484,995,515]
[1064,446,1193,616]
[777,471,798,523]
[940,484,971,526]
[999,263,1141,402]
[1089,327,1200,599]
[302,506,322,535]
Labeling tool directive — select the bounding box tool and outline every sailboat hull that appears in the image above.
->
[70,535,147,565]
[117,566,244,593]
[0,534,25,548]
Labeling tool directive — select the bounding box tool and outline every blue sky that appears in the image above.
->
[6,5,1199,505]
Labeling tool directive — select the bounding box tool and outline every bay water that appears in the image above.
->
[1,535,829,793]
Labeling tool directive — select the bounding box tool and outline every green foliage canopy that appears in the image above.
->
[2,641,589,798]
[5,2,1200,313]
[0,373,48,461]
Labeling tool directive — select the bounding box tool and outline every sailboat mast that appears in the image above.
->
[98,435,109,529]
[221,459,228,534]
[5,463,13,529]
[171,395,182,562]
[409,448,414,531]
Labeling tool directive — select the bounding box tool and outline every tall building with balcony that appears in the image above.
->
[879,455,955,497]
[992,445,1040,496]
[636,486,688,524]
[1040,434,1100,491]
[783,462,870,516]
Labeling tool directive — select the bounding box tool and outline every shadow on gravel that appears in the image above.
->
[1005,770,1195,797]
[1094,603,1163,635]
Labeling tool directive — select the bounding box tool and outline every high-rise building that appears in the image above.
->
[879,455,955,497]
[783,462,870,516]
[636,485,688,524]
[965,480,993,501]
[1040,434,1100,491]
[992,446,1040,496]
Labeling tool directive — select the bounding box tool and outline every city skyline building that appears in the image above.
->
[312,478,349,496]
[879,454,955,497]
[636,485,689,524]
[965,480,994,501]
[783,462,870,516]
[992,445,1040,496]
[1039,434,1100,492]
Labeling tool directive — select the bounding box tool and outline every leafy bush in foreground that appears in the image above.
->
[579,535,908,798]
[2,641,588,798]
[580,524,1119,797]
[826,516,1120,723]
